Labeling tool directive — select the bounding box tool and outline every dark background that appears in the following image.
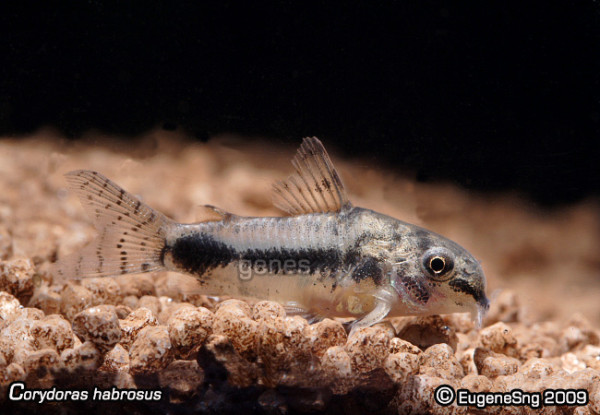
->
[1,2,599,206]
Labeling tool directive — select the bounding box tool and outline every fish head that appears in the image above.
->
[389,227,490,326]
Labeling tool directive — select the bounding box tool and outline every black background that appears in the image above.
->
[1,2,599,206]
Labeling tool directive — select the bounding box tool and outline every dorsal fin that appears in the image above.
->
[272,137,351,215]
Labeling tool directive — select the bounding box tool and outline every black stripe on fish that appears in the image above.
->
[240,247,342,275]
[167,233,346,277]
[168,234,234,276]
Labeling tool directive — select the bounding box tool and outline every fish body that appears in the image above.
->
[53,137,489,330]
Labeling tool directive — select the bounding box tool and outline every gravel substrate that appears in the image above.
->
[1,132,599,414]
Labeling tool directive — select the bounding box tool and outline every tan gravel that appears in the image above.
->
[0,131,599,414]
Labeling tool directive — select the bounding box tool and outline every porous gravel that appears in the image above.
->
[1,133,599,414]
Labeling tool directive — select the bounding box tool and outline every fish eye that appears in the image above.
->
[429,256,446,273]
[422,248,454,281]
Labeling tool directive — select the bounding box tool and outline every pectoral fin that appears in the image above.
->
[348,287,396,336]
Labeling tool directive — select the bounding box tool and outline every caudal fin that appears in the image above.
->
[51,170,172,282]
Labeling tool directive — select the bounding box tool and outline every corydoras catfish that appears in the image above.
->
[52,137,489,332]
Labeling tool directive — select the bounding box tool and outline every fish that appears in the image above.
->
[52,137,489,331]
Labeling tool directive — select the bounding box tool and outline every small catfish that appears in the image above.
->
[52,137,489,332]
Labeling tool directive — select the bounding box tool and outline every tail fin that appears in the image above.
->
[51,170,172,282]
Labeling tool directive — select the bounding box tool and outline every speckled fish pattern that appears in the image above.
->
[52,137,489,332]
